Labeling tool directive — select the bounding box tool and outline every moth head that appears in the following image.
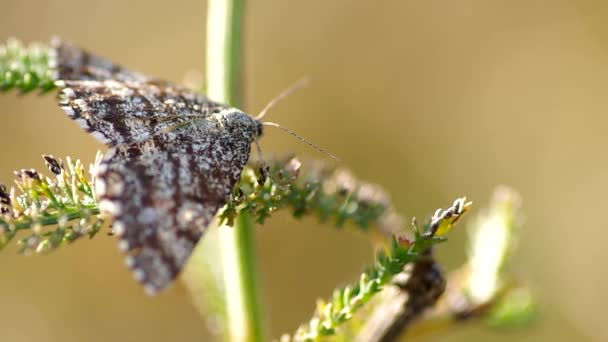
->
[223,110,263,142]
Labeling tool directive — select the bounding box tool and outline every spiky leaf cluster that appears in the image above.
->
[222,158,403,236]
[0,38,56,93]
[0,153,103,254]
[284,198,471,342]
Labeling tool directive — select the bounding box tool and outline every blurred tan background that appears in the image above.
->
[1,0,607,341]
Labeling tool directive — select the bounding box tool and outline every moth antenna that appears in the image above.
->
[262,122,341,162]
[254,77,310,121]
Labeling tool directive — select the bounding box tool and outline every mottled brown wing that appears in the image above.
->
[53,38,152,83]
[57,78,224,146]
[95,126,252,294]
[54,39,227,147]
[54,39,256,294]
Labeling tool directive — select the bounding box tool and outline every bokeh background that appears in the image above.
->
[1,0,606,341]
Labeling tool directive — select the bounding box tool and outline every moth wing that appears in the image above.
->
[53,39,226,146]
[53,38,152,82]
[57,79,224,146]
[95,128,252,294]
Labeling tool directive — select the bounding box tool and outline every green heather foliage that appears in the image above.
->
[0,153,103,254]
[0,38,56,93]
[0,37,533,341]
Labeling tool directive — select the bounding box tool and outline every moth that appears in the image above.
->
[53,39,304,294]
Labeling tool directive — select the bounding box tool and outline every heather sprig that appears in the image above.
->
[0,38,56,93]
[0,153,103,254]
[284,198,471,342]
[222,157,403,236]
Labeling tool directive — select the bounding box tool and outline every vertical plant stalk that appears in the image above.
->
[218,210,264,342]
[206,0,244,106]
[205,1,265,342]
